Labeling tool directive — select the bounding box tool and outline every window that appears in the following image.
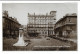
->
[45,32,47,34]
[69,18,71,23]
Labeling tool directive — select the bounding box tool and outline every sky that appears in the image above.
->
[2,3,77,25]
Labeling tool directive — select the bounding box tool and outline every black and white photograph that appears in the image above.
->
[2,3,77,51]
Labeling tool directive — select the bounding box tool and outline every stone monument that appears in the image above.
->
[13,28,28,46]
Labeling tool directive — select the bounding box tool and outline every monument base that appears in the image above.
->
[13,34,28,46]
[13,42,28,46]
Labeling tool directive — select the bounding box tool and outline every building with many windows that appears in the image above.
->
[3,11,21,38]
[54,13,77,38]
[27,11,56,37]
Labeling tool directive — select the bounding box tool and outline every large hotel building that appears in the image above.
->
[27,11,56,37]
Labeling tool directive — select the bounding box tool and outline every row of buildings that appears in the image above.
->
[54,13,77,38]
[3,11,21,38]
[3,10,77,38]
[27,11,77,39]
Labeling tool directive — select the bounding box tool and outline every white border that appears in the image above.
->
[0,1,80,54]
[0,1,79,3]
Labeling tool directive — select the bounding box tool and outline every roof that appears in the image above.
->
[3,16,20,24]
[28,14,54,17]
[55,13,77,24]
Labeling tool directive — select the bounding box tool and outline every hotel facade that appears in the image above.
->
[27,11,56,37]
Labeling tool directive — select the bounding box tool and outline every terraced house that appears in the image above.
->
[54,13,77,39]
[3,11,21,38]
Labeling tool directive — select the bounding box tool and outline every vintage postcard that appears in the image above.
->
[2,3,77,51]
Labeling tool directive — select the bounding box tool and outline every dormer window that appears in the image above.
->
[69,18,71,23]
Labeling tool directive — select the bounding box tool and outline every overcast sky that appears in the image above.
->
[2,3,77,25]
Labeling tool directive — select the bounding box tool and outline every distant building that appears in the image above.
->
[3,11,21,38]
[54,13,77,38]
[27,11,56,37]
[22,25,28,37]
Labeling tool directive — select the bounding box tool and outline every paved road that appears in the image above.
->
[3,36,76,51]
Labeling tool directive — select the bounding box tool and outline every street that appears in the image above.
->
[3,35,77,51]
